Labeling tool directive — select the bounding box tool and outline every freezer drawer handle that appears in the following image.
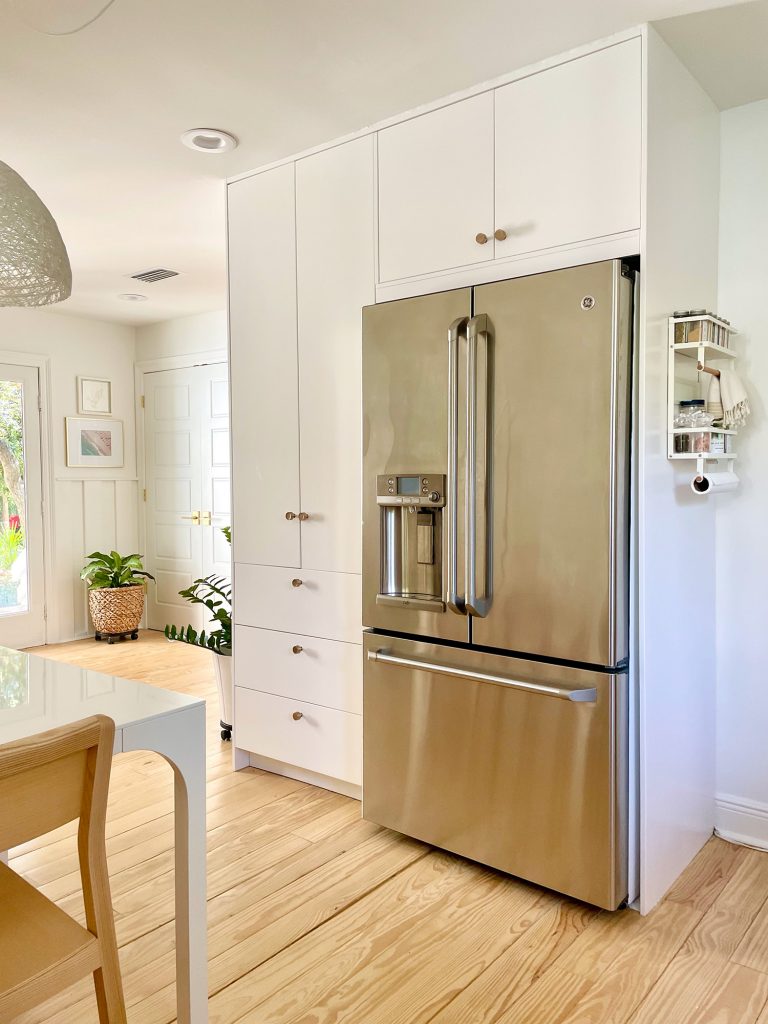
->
[367,650,597,703]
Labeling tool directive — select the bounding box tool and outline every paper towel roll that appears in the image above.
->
[691,471,739,495]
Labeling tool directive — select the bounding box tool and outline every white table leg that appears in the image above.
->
[123,704,208,1023]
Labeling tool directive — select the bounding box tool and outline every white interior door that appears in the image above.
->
[0,363,46,649]
[143,363,230,632]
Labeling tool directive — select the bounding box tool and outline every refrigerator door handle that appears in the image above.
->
[366,649,598,703]
[447,316,469,615]
[466,314,492,617]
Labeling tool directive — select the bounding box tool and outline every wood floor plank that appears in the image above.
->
[685,963,768,1024]
[666,837,749,915]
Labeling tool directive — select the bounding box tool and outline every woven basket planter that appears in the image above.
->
[88,584,145,636]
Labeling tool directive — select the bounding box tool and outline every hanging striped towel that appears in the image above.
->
[719,367,751,428]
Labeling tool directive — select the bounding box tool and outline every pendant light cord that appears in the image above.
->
[13,0,119,36]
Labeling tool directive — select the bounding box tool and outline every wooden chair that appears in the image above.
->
[0,715,126,1023]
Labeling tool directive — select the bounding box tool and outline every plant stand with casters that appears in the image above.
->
[94,629,140,645]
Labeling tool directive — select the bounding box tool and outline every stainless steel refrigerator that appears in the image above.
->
[362,259,634,910]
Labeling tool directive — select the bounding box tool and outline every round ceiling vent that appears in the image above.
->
[181,129,238,154]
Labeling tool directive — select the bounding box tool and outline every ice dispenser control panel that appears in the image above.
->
[376,474,445,507]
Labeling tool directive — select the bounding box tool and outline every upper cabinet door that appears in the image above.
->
[377,92,495,283]
[228,165,302,568]
[296,136,375,574]
[494,39,642,258]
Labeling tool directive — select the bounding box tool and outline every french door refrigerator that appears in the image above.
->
[362,259,634,910]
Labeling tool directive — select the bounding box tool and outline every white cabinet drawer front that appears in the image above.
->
[235,625,362,715]
[235,686,362,785]
[377,92,495,283]
[234,563,361,643]
[494,39,641,257]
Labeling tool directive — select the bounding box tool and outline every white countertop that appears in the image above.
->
[0,645,204,745]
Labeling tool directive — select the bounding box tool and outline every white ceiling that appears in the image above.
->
[0,0,748,326]
[655,0,768,109]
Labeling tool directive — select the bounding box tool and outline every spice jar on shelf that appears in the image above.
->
[673,312,691,345]
[674,400,695,452]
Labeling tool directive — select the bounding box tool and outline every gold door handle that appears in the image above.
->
[292,645,304,654]
[475,232,489,245]
[494,228,507,241]
[291,578,303,588]
[200,511,212,526]
[297,512,310,521]
[292,711,303,721]
[285,511,297,520]
[180,511,201,523]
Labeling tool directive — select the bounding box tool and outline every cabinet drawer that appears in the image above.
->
[234,563,361,643]
[235,686,362,785]
[235,625,362,714]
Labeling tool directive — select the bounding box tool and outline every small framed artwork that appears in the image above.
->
[77,376,112,416]
[66,417,124,468]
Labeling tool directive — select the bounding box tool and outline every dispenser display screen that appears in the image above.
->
[397,476,420,496]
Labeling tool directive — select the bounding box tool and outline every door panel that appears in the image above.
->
[494,40,641,257]
[363,632,627,910]
[0,364,45,649]
[228,165,301,568]
[377,93,495,282]
[296,136,375,574]
[362,289,471,644]
[471,261,632,665]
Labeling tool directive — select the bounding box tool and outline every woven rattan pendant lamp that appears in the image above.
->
[0,161,72,307]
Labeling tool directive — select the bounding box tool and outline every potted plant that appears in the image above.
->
[80,551,155,643]
[165,527,232,740]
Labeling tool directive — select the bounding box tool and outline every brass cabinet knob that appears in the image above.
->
[285,511,297,520]
[475,232,489,245]
[297,512,310,521]
[494,229,507,241]
[292,711,303,721]
[291,578,303,588]
[292,644,303,654]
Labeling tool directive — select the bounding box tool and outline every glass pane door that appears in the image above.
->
[0,364,45,648]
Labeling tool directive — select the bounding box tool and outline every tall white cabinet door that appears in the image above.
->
[494,39,642,257]
[228,164,301,568]
[377,92,495,283]
[296,136,375,574]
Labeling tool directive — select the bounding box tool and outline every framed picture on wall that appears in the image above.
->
[77,376,112,416]
[66,417,124,468]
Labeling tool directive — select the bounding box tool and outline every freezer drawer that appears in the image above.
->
[363,633,627,910]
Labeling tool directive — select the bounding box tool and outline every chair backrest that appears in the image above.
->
[0,715,115,852]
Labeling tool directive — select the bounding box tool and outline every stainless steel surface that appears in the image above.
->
[363,290,471,643]
[465,314,491,618]
[470,260,633,666]
[363,633,628,910]
[447,316,468,617]
[367,649,598,702]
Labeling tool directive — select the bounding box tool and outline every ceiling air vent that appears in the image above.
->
[130,268,179,284]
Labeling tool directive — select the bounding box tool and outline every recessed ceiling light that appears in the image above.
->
[181,129,238,154]
[118,293,148,302]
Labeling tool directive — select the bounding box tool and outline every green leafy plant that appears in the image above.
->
[80,551,156,589]
[0,525,23,571]
[165,527,232,655]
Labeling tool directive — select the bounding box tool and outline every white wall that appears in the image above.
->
[135,309,227,363]
[716,98,768,847]
[0,308,138,643]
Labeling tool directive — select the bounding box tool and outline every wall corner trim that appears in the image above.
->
[715,794,768,851]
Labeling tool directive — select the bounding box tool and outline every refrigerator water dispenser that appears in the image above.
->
[376,474,446,612]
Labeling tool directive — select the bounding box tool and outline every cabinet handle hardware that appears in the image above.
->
[494,229,507,241]
[297,512,310,521]
[291,578,303,588]
[475,232,489,245]
[285,511,297,520]
[292,645,304,654]
[292,711,303,721]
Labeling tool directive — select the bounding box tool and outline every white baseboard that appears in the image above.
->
[715,794,768,851]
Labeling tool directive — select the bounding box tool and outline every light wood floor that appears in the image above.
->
[8,631,768,1024]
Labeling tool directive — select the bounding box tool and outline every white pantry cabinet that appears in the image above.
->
[494,39,642,257]
[377,92,495,282]
[228,164,301,569]
[376,39,641,288]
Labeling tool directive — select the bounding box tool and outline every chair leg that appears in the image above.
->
[93,962,127,1024]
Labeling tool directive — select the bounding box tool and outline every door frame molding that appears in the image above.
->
[134,350,227,610]
[0,349,55,646]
